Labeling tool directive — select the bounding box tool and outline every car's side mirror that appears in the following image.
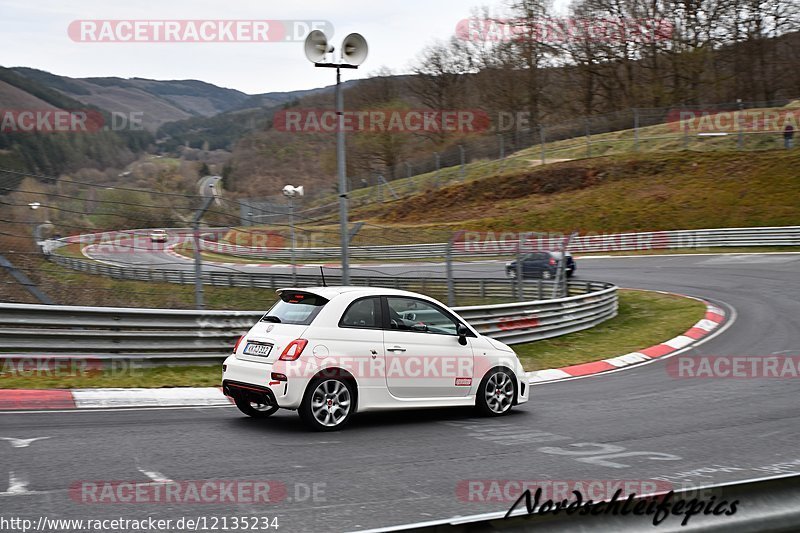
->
[457,323,469,346]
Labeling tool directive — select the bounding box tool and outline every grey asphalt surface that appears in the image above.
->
[2,253,800,531]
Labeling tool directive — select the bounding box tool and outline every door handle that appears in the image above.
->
[387,346,406,353]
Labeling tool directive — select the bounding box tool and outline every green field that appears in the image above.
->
[212,150,800,255]
[515,289,706,371]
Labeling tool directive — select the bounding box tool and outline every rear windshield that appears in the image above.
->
[262,292,328,325]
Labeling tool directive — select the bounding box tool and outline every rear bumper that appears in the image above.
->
[222,355,307,409]
[223,380,278,406]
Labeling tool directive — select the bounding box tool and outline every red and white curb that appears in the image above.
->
[0,387,233,411]
[526,299,727,384]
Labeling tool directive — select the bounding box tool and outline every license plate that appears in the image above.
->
[244,342,273,357]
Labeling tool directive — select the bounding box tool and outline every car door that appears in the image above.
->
[523,252,545,277]
[326,296,385,389]
[382,296,474,398]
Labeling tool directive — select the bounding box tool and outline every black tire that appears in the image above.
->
[299,377,356,432]
[235,398,279,418]
[475,369,516,417]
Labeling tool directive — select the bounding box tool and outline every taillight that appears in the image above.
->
[279,339,308,361]
[549,257,557,266]
[233,335,245,354]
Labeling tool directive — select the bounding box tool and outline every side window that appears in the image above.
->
[386,297,458,336]
[339,297,381,329]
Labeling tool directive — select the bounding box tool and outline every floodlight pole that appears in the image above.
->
[288,195,296,285]
[317,63,358,285]
[192,195,215,310]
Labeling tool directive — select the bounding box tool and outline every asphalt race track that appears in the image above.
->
[2,253,799,531]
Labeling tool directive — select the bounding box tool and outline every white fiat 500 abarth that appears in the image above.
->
[222,287,528,431]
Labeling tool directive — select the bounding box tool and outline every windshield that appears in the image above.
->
[262,292,328,325]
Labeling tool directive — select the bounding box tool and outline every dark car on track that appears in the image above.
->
[505,251,576,280]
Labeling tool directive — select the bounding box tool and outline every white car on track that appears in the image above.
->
[222,286,529,431]
[149,229,169,243]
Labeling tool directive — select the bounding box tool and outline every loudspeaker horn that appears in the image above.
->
[341,33,368,66]
[304,30,332,63]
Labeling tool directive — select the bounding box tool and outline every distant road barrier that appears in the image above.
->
[196,225,800,260]
[0,280,617,364]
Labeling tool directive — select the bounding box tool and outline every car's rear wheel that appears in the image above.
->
[299,377,355,431]
[235,398,279,418]
[476,369,516,416]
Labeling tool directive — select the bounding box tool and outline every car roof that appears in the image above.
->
[276,286,437,301]
[524,251,572,257]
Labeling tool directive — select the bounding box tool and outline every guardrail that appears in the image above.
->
[0,280,617,363]
[196,225,800,260]
[48,253,592,300]
[456,283,617,344]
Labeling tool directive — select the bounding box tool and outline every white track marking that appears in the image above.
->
[71,387,231,409]
[3,472,29,494]
[527,369,572,382]
[136,467,174,484]
[577,251,800,260]
[664,335,694,350]
[0,404,235,415]
[603,352,649,367]
[0,437,50,448]
[701,255,800,265]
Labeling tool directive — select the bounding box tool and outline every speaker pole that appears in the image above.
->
[336,65,350,285]
[306,31,367,286]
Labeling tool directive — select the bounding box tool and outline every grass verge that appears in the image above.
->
[0,365,223,390]
[515,289,706,371]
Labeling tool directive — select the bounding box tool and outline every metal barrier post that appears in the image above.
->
[446,236,455,307]
[515,240,523,301]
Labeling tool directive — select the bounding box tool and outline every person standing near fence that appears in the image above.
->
[784,125,794,149]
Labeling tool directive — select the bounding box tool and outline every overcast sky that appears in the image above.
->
[0,0,570,95]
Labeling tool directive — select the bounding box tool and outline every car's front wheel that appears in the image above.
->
[476,369,516,416]
[235,398,279,418]
[299,377,355,431]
